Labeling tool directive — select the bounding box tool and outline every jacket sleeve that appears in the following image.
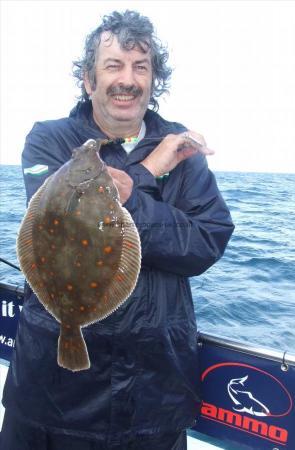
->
[124,153,234,277]
[22,122,71,203]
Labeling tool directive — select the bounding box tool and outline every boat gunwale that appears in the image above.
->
[199,332,295,367]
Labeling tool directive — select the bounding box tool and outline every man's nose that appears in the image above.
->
[117,65,136,85]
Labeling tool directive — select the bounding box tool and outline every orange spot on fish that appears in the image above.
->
[104,216,111,224]
[75,210,81,216]
[126,241,134,248]
[38,225,43,230]
[81,239,89,246]
[53,219,59,225]
[51,244,56,250]
[96,260,103,267]
[98,186,104,193]
[116,274,124,282]
[104,246,112,254]
[90,282,98,288]
[65,324,71,329]
[50,293,55,299]
[49,229,54,234]
[41,256,46,263]
[31,263,37,270]
[80,306,85,311]
[75,262,81,267]
[67,284,73,291]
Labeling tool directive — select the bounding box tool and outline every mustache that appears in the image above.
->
[107,85,143,97]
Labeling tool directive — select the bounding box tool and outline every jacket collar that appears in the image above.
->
[69,101,187,165]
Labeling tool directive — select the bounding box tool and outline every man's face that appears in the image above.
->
[84,32,153,130]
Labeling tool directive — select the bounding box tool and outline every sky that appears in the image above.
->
[1,0,295,173]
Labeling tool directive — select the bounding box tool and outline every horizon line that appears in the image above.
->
[0,163,294,176]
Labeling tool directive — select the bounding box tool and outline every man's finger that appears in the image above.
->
[178,143,215,156]
[200,147,215,155]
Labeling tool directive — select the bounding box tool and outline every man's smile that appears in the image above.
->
[111,94,137,102]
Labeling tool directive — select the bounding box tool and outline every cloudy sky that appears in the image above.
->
[1,0,295,173]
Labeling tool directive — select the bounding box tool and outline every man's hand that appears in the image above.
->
[141,131,215,177]
[106,166,133,205]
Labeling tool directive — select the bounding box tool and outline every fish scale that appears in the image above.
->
[17,138,141,372]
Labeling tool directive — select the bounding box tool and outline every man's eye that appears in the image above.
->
[106,65,120,70]
[136,65,147,71]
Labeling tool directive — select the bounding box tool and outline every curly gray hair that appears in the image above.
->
[73,10,172,111]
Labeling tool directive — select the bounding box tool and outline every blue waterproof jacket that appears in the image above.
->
[3,101,234,443]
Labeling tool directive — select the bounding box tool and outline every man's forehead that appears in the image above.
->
[98,31,151,60]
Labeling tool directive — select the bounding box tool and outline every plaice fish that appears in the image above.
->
[17,139,141,372]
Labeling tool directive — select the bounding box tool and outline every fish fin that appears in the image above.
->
[58,324,90,371]
[99,207,141,320]
[65,190,82,213]
[17,177,55,312]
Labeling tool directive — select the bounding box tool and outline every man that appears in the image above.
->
[1,10,234,450]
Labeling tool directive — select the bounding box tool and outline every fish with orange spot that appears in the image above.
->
[17,139,141,372]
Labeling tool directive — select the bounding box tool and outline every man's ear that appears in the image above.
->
[83,72,92,95]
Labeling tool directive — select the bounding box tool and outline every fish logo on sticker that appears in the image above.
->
[228,375,270,416]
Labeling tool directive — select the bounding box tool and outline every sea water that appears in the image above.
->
[1,165,294,352]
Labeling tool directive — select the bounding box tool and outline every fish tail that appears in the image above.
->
[57,324,90,371]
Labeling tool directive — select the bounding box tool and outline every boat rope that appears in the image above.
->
[0,257,21,271]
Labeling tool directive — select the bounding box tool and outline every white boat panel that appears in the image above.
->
[187,435,224,449]
[0,363,8,432]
